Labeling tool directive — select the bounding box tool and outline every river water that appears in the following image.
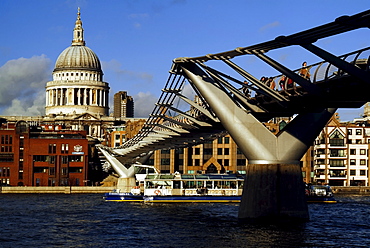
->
[0,194,369,247]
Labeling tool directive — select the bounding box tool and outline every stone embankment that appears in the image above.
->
[0,186,115,194]
[331,186,370,195]
[2,186,370,195]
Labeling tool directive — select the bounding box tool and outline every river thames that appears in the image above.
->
[0,194,369,247]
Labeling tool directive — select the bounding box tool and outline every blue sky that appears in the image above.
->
[0,0,369,120]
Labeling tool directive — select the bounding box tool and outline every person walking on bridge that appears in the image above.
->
[299,61,311,81]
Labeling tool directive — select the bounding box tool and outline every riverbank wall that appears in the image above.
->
[0,186,115,194]
[2,186,370,195]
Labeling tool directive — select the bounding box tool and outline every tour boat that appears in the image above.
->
[104,174,336,204]
[104,172,244,203]
[142,173,244,203]
[305,184,337,203]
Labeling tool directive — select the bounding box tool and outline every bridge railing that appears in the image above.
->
[269,47,370,95]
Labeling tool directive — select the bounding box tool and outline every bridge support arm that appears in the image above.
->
[180,62,337,222]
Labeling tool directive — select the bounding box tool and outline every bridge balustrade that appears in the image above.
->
[245,47,370,101]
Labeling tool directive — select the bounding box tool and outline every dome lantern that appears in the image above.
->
[72,7,85,46]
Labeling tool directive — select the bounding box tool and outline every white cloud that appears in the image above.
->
[133,91,158,117]
[102,59,153,82]
[0,55,51,116]
[259,21,280,33]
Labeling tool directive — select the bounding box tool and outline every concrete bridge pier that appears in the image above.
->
[239,163,308,222]
[180,62,336,222]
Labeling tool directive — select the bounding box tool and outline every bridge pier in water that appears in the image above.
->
[181,62,336,221]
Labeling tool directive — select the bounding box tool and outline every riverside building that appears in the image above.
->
[0,121,89,186]
[301,112,370,186]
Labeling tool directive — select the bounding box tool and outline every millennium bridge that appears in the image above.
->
[99,10,370,221]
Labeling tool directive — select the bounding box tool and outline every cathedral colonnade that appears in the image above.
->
[45,87,108,107]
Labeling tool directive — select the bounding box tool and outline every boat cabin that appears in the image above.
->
[139,173,244,196]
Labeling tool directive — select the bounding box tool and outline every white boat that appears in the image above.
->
[104,172,245,203]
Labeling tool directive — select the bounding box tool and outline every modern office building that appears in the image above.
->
[114,91,134,118]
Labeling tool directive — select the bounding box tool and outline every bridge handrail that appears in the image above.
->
[251,46,370,95]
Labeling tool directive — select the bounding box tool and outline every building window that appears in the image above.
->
[360,159,366,165]
[217,137,223,144]
[204,148,212,155]
[194,148,200,155]
[49,156,55,164]
[217,148,223,155]
[348,129,352,135]
[224,137,230,144]
[356,129,362,135]
[237,159,246,166]
[350,149,356,155]
[161,158,170,165]
[330,159,345,167]
[360,170,366,176]
[350,159,356,165]
[69,155,83,162]
[330,149,345,157]
[193,159,200,166]
[62,156,68,164]
[223,159,229,166]
[350,170,356,176]
[49,167,55,175]
[360,149,366,155]
[329,130,345,146]
[48,144,56,154]
[62,167,68,175]
[224,148,229,155]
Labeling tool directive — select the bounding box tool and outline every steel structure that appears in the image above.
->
[99,10,370,221]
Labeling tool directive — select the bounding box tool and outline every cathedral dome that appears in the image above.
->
[53,7,102,73]
[54,45,102,72]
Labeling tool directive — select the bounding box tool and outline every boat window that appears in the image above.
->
[147,180,171,188]
[196,181,204,188]
[195,175,208,179]
[181,175,194,179]
[208,175,223,179]
[187,181,195,188]
[222,175,236,179]
[206,181,213,188]
[173,181,181,189]
[238,181,244,188]
[160,175,175,179]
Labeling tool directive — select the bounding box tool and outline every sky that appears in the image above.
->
[0,0,369,120]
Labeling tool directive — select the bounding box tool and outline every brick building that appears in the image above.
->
[0,121,89,186]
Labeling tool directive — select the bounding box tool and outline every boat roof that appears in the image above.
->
[145,173,244,180]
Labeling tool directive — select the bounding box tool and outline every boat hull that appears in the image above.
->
[103,193,144,202]
[307,196,337,203]
[143,195,241,203]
